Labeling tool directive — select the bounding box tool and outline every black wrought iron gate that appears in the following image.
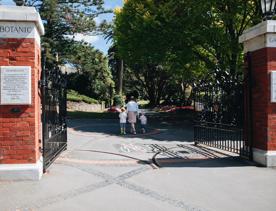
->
[41,60,67,172]
[193,67,252,159]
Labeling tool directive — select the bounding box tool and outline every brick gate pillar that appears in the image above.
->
[0,6,44,180]
[239,20,276,167]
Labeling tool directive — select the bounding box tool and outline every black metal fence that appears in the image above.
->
[41,61,67,172]
[194,122,250,157]
[193,72,251,158]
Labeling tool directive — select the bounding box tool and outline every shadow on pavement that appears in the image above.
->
[68,118,194,142]
[155,157,255,168]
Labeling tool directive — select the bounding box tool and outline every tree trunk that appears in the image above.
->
[118,59,124,95]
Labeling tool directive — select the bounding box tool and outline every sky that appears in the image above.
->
[0,0,124,55]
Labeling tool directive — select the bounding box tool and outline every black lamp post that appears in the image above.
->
[13,0,25,6]
[261,0,276,20]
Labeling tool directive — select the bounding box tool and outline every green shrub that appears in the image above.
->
[81,95,99,104]
[113,95,124,106]
[67,89,99,104]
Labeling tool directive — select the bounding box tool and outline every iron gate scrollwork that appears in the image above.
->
[41,59,67,172]
[193,69,252,159]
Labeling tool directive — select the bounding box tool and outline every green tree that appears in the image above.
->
[66,42,114,102]
[21,0,110,62]
[114,1,175,105]
[183,0,261,76]
[108,44,124,95]
[114,0,261,106]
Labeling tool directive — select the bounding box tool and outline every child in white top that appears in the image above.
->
[139,112,147,134]
[119,107,127,135]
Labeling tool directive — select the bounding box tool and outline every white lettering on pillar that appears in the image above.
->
[0,22,37,39]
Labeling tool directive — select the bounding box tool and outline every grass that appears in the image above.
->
[67,89,99,104]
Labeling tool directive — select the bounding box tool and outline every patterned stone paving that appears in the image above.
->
[16,163,206,211]
[118,143,229,161]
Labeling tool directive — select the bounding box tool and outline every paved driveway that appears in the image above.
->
[0,119,276,211]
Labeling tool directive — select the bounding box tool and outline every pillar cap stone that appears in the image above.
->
[0,6,44,35]
[239,20,276,43]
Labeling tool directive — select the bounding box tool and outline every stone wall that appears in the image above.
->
[67,101,105,112]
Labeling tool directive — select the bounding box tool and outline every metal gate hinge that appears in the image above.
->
[39,80,46,88]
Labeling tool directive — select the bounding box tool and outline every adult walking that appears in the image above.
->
[126,96,139,134]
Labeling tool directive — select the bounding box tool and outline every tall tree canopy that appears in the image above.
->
[14,0,111,62]
[114,0,262,105]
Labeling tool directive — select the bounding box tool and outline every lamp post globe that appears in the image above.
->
[261,0,276,20]
[13,0,25,6]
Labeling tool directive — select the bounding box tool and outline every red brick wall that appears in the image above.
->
[249,48,276,151]
[0,38,41,164]
[267,48,276,151]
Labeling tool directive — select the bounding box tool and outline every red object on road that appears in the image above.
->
[107,106,121,113]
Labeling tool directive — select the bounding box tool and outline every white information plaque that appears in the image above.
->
[0,66,31,105]
[271,71,276,103]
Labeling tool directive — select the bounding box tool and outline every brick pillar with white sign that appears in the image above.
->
[0,6,45,180]
[239,20,276,167]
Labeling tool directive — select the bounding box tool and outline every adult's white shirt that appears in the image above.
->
[126,100,139,112]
